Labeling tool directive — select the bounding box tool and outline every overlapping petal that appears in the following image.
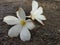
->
[20,27,31,41]
[16,8,26,20]
[26,19,35,30]
[3,16,19,25]
[34,15,46,20]
[34,7,43,15]
[31,0,38,13]
[8,24,22,37]
[35,18,44,25]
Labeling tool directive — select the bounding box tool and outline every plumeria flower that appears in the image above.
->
[27,0,46,25]
[3,8,35,41]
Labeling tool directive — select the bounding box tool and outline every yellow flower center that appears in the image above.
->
[20,20,26,26]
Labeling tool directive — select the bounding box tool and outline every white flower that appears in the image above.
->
[3,8,35,41]
[27,0,46,25]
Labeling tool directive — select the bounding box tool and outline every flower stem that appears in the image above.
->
[26,16,31,18]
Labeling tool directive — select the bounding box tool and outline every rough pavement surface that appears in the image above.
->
[0,0,60,45]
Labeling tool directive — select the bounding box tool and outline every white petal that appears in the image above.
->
[35,15,46,20]
[26,19,35,30]
[8,24,22,37]
[3,16,19,25]
[16,8,26,20]
[20,27,31,41]
[39,15,46,20]
[31,0,38,13]
[34,7,43,15]
[36,18,44,25]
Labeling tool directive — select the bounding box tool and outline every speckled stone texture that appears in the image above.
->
[0,0,60,45]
